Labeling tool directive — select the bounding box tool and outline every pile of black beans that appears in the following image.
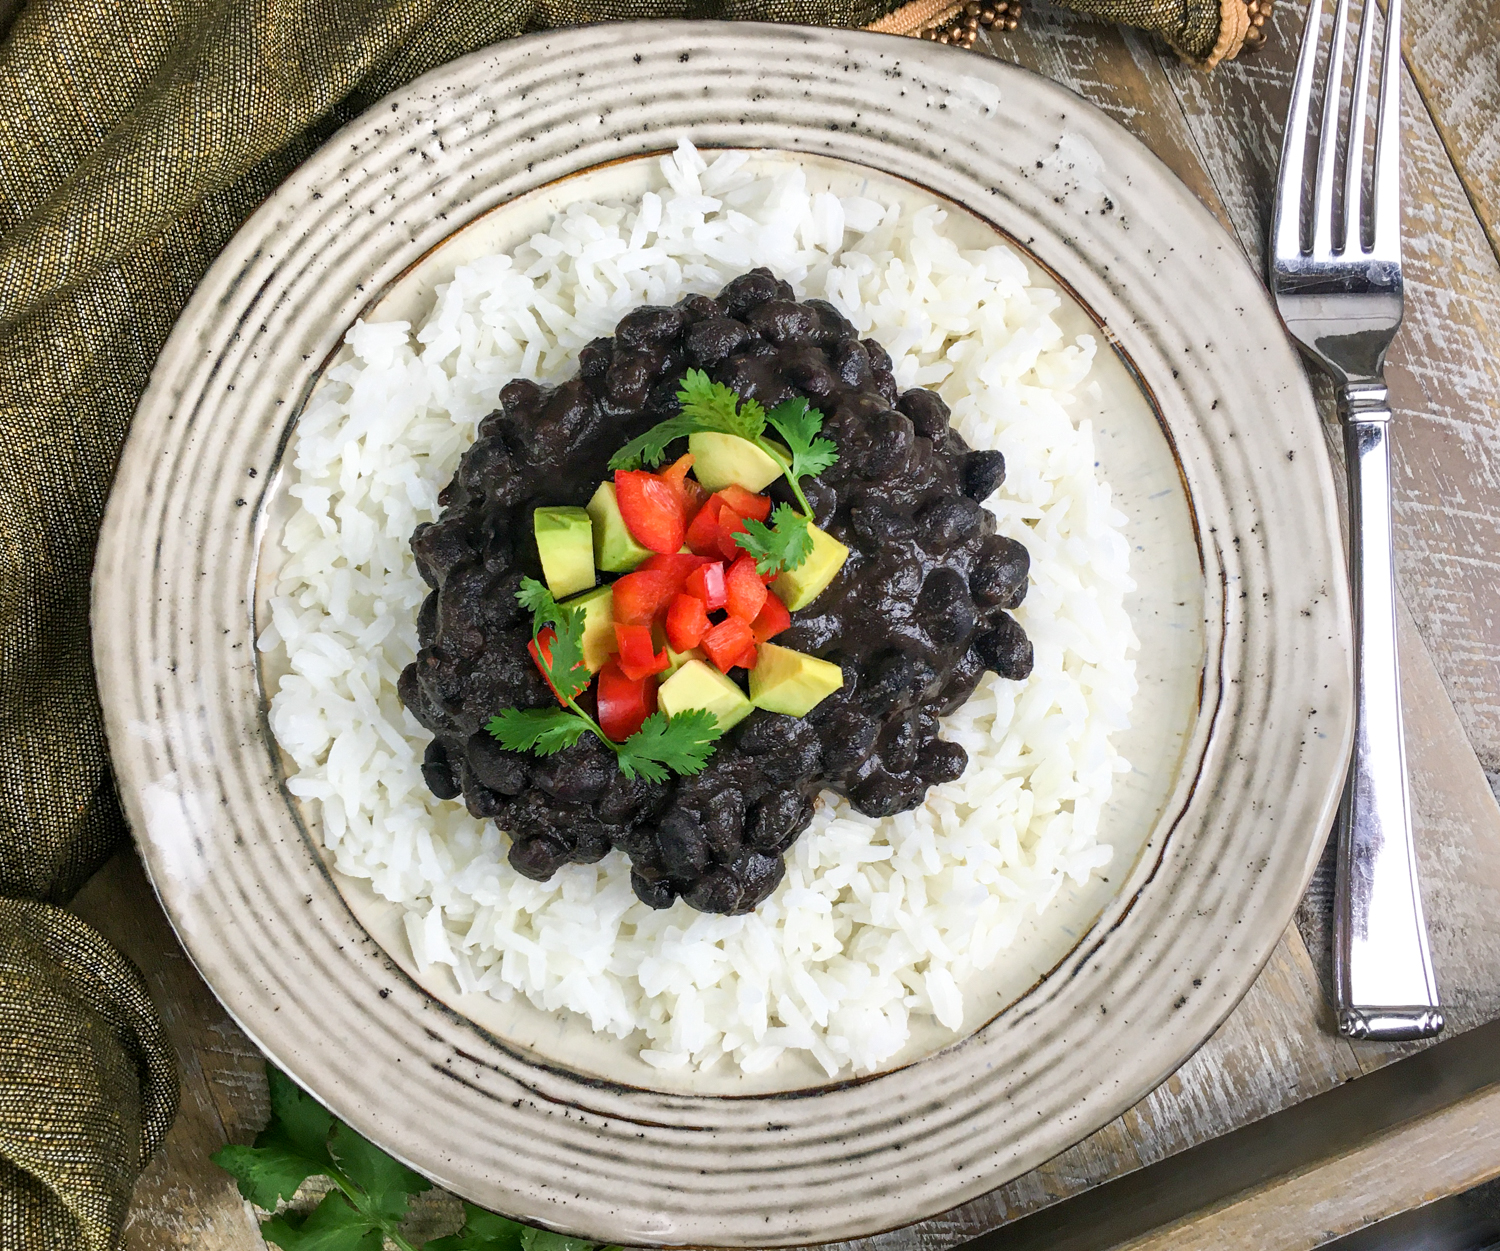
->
[398,269,1033,916]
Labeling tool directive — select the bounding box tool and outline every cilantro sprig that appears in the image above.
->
[214,1064,611,1251]
[733,503,814,578]
[486,579,722,780]
[609,370,838,521]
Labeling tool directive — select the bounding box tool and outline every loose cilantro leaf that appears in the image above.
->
[215,1064,625,1251]
[488,708,590,755]
[734,504,814,577]
[260,1191,385,1251]
[766,397,839,487]
[616,709,722,783]
[608,369,768,471]
[515,576,556,621]
[428,1204,528,1251]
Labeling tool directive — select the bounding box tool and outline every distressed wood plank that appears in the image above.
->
[68,851,268,1251]
[1157,9,1500,778]
[1402,0,1500,267]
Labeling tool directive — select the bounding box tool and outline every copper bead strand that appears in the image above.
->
[921,0,1021,48]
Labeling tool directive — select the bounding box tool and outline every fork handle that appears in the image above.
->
[1334,397,1443,1041]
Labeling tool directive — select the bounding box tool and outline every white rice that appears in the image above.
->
[260,139,1138,1078]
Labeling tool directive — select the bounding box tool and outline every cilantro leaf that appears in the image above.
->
[259,1191,384,1251]
[514,578,589,703]
[608,369,766,470]
[211,1140,327,1213]
[328,1121,429,1221]
[766,398,838,486]
[487,708,590,755]
[523,1231,619,1251]
[616,709,722,782]
[428,1204,529,1251]
[515,576,556,622]
[733,504,814,577]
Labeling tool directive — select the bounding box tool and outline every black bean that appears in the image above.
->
[859,650,937,714]
[421,739,462,800]
[851,769,925,818]
[963,449,1007,500]
[465,731,529,796]
[917,495,987,549]
[974,612,1035,680]
[416,591,438,641]
[876,715,920,773]
[701,789,746,861]
[685,317,750,367]
[833,340,875,390]
[861,410,916,477]
[745,299,821,345]
[717,268,785,319]
[615,305,686,350]
[917,739,969,785]
[850,498,916,548]
[577,337,613,391]
[746,790,814,852]
[896,387,951,440]
[861,338,899,403]
[970,534,1030,607]
[684,853,786,915]
[657,808,712,878]
[604,352,655,410]
[631,871,678,909]
[820,708,880,774]
[918,567,977,646]
[529,739,612,805]
[509,835,571,881]
[410,515,473,588]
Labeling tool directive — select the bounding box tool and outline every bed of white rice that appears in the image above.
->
[260,139,1138,1079]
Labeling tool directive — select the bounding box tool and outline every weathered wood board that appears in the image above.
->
[77,2,1500,1247]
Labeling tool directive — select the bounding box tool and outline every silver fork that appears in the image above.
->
[1271,0,1443,1041]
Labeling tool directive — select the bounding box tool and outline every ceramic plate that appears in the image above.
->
[94,23,1351,1246]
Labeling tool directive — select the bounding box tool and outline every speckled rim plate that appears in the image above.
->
[93,23,1352,1247]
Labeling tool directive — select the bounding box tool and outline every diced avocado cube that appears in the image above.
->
[561,585,616,673]
[658,659,753,732]
[586,481,652,573]
[689,432,787,494]
[749,643,844,717]
[662,644,704,679]
[771,522,849,611]
[534,506,595,599]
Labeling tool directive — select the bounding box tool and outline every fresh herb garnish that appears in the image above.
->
[733,503,814,578]
[486,578,723,778]
[214,1064,620,1251]
[608,370,838,519]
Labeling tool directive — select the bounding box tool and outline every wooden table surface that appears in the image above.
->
[72,3,1500,1247]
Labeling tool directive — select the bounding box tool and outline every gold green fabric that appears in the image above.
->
[0,0,1234,1244]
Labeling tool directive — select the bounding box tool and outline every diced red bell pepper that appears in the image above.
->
[665,593,710,651]
[615,468,688,554]
[527,627,587,706]
[725,554,769,623]
[750,590,791,643]
[732,641,760,671]
[714,484,773,523]
[684,496,724,556]
[640,552,715,581]
[610,568,683,627]
[684,560,727,611]
[657,452,708,515]
[597,660,657,742]
[701,617,756,674]
[715,505,748,561]
[613,623,669,682]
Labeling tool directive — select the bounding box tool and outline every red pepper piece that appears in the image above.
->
[665,593,711,652]
[640,552,715,581]
[715,505,748,561]
[610,568,683,627]
[615,468,688,554]
[613,622,669,682]
[732,641,760,671]
[750,590,791,643]
[684,496,724,556]
[725,554,769,623]
[658,452,709,515]
[714,484,773,523]
[683,560,727,611]
[597,660,657,742]
[527,627,587,706]
[701,617,756,674]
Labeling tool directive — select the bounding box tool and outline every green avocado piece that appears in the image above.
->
[657,659,753,732]
[661,644,704,679]
[749,643,845,716]
[586,481,653,573]
[534,506,595,599]
[771,522,850,611]
[561,585,616,673]
[688,432,788,494]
